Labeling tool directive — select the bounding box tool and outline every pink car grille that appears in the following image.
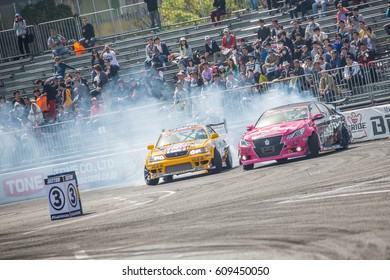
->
[253,135,283,158]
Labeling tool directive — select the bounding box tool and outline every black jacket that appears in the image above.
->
[213,0,226,11]
[82,23,95,40]
[144,0,158,12]
[204,40,221,54]
[153,42,170,56]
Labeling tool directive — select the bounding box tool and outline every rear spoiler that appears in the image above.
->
[326,97,350,110]
[207,118,228,134]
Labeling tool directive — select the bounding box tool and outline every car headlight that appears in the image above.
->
[240,139,251,146]
[149,155,165,162]
[189,147,209,155]
[286,128,305,139]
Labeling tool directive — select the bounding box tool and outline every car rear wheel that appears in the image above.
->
[144,166,159,186]
[337,126,350,151]
[225,147,233,169]
[209,149,223,174]
[162,175,173,183]
[243,163,254,171]
[276,158,288,164]
[307,132,320,158]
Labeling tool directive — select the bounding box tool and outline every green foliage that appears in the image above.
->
[160,0,249,26]
[21,0,73,25]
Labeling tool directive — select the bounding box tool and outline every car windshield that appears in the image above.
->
[255,107,309,128]
[156,128,208,147]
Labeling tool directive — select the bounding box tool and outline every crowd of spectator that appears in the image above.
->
[0,0,386,134]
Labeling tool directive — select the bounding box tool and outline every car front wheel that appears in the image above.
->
[144,166,159,186]
[243,163,254,171]
[337,126,350,151]
[208,149,223,174]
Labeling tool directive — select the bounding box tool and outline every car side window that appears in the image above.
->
[309,103,321,117]
[316,103,332,116]
[206,126,215,136]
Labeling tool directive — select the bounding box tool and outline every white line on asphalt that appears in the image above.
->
[74,250,90,260]
[278,189,390,204]
[22,191,175,235]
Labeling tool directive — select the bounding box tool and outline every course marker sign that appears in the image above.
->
[45,171,83,220]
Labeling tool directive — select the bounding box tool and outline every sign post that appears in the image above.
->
[45,171,83,220]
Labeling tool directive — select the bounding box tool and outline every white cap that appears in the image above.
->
[204,35,210,41]
[223,28,229,33]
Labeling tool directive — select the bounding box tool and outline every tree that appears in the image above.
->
[21,0,73,25]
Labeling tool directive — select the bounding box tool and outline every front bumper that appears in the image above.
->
[239,136,309,165]
[146,152,213,179]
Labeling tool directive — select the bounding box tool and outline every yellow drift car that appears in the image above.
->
[144,121,233,185]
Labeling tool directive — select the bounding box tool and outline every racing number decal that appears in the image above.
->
[49,187,65,211]
[67,183,78,208]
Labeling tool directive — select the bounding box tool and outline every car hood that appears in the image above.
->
[152,140,208,155]
[245,120,307,140]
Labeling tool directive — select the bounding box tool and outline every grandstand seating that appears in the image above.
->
[0,0,388,104]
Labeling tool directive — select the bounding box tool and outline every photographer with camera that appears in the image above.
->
[14,13,30,59]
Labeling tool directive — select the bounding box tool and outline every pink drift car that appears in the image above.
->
[238,101,352,170]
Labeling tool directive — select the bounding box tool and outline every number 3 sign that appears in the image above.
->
[45,171,83,220]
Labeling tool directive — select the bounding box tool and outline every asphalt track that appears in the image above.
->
[1,138,390,260]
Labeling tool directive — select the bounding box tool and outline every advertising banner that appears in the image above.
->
[0,149,146,205]
[342,104,390,143]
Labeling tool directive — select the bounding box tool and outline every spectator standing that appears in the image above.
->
[144,0,162,29]
[266,0,278,14]
[35,79,57,121]
[47,27,69,57]
[249,0,259,11]
[319,70,339,101]
[312,0,327,18]
[90,64,109,100]
[33,88,49,117]
[79,17,96,49]
[14,13,30,58]
[210,0,226,26]
[204,35,221,64]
